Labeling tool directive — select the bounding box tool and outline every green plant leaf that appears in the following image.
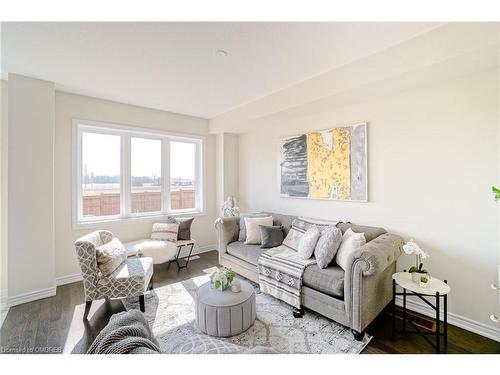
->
[408,266,418,273]
[493,186,500,201]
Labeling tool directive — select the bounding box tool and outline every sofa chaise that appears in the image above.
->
[215,212,404,340]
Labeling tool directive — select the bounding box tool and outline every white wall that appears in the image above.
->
[0,80,8,318]
[54,92,217,280]
[233,68,499,338]
[8,74,55,298]
[216,133,239,212]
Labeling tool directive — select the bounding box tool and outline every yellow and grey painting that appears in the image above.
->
[280,123,367,201]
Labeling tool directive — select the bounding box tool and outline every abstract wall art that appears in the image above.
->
[279,122,367,202]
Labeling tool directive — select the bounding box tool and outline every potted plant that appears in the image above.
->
[403,239,430,283]
[419,275,429,288]
[210,267,236,291]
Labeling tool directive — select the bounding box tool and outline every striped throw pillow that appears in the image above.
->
[282,217,338,251]
[151,223,179,242]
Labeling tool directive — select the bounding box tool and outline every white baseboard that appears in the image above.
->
[0,291,9,328]
[7,286,56,308]
[54,244,217,287]
[0,307,9,328]
[56,273,83,286]
[179,243,216,258]
[395,296,500,342]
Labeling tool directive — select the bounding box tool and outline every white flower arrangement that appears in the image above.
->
[403,239,429,275]
[210,267,236,291]
[221,196,240,217]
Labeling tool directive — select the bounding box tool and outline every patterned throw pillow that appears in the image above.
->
[260,225,284,249]
[283,217,333,251]
[314,225,343,268]
[151,222,179,242]
[297,226,320,260]
[335,228,366,270]
[167,216,194,240]
[95,237,127,276]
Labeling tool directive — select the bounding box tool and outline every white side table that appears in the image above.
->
[392,272,451,353]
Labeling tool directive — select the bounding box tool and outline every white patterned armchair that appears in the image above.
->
[74,230,154,319]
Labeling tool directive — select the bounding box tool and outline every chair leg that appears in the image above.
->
[149,278,154,291]
[139,295,145,312]
[83,300,93,320]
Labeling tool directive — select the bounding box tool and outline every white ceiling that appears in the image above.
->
[1,22,442,118]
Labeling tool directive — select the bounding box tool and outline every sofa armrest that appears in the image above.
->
[344,233,404,332]
[349,233,404,276]
[214,216,240,255]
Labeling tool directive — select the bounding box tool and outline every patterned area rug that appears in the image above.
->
[124,274,371,354]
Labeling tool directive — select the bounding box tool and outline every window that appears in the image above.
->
[81,132,121,219]
[73,120,204,226]
[131,137,162,214]
[170,141,196,211]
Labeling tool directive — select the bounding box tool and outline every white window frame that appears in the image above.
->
[72,119,205,229]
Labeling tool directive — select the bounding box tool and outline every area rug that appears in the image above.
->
[124,274,372,354]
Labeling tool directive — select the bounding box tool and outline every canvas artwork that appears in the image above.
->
[280,122,367,201]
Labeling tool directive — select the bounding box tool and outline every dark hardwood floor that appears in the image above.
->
[1,251,498,354]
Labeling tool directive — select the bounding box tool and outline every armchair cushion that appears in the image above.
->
[96,237,127,276]
[97,256,154,299]
[75,230,154,302]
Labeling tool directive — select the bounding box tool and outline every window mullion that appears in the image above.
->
[122,134,131,218]
[162,138,171,214]
[195,141,202,213]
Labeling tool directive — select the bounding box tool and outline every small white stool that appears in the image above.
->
[125,239,196,269]
[125,239,177,265]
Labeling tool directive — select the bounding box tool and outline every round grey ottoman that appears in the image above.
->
[195,279,256,337]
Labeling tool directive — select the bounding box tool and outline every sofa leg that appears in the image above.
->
[83,300,92,320]
[148,278,154,291]
[139,295,145,312]
[293,307,304,318]
[352,329,365,341]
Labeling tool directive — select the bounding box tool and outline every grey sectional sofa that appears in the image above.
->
[215,212,404,340]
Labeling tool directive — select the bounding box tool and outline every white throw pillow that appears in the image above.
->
[95,237,127,276]
[335,228,366,270]
[151,222,179,242]
[244,216,273,244]
[298,226,320,260]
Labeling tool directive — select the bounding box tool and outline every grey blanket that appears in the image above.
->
[87,309,161,354]
[258,245,315,308]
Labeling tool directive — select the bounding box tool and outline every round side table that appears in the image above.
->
[392,272,451,353]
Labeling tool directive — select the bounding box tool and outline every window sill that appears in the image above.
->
[73,211,205,231]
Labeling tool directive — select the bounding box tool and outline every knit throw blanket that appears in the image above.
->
[258,217,339,309]
[87,309,161,354]
[257,245,316,309]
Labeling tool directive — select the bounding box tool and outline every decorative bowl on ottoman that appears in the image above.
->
[195,278,256,337]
